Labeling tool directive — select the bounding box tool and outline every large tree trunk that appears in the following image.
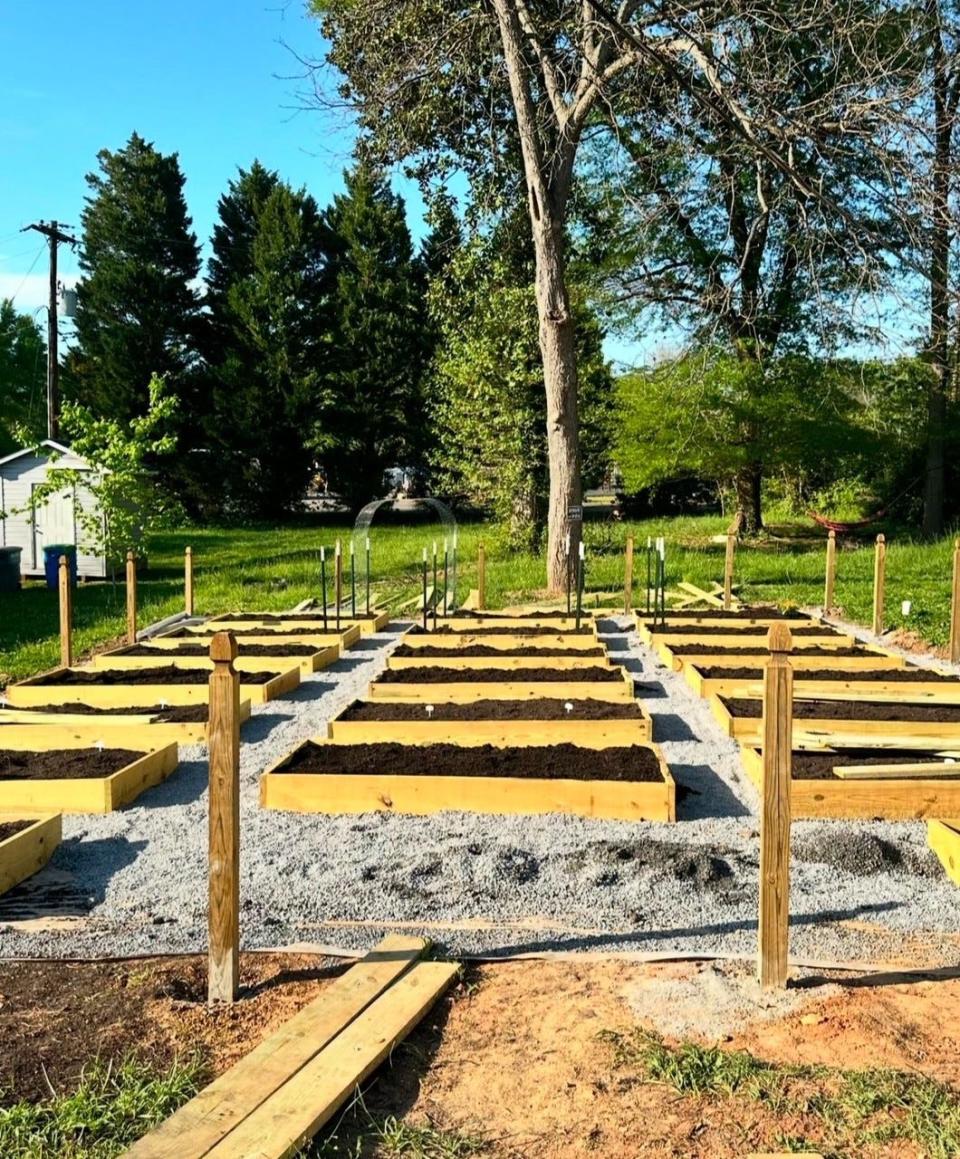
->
[735,461,763,534]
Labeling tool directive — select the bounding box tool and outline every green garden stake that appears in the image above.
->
[350,538,356,617]
[422,547,428,631]
[365,536,371,616]
[575,541,585,630]
[320,546,328,631]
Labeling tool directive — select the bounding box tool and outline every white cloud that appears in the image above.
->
[0,272,77,313]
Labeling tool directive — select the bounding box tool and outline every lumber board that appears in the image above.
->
[0,744,178,814]
[647,631,853,651]
[398,631,600,651]
[201,960,459,1159]
[122,934,428,1159]
[833,762,960,779]
[0,701,252,747]
[927,820,960,886]
[93,645,338,677]
[386,653,610,671]
[659,647,904,674]
[685,668,960,704]
[5,667,299,708]
[186,622,362,649]
[327,717,652,746]
[367,675,634,703]
[441,615,592,629]
[0,813,61,895]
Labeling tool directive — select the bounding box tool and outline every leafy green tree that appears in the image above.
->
[69,133,202,425]
[0,299,45,453]
[204,164,333,517]
[317,165,428,505]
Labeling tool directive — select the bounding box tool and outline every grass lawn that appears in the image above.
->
[1,513,957,687]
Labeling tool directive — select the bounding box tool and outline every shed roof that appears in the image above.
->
[0,440,90,470]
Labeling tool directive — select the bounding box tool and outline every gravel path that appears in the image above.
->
[3,616,960,965]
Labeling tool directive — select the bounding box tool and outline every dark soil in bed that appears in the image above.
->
[30,666,276,686]
[700,665,959,683]
[0,749,144,781]
[668,644,874,658]
[0,819,32,842]
[339,698,645,721]
[790,749,960,779]
[120,643,318,657]
[168,627,332,639]
[276,740,663,781]
[4,703,210,722]
[407,625,593,636]
[392,643,604,659]
[376,665,622,684]
[640,608,810,622]
[723,697,960,722]
[210,612,380,622]
[654,624,835,637]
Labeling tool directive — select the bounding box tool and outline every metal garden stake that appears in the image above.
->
[365,536,371,616]
[575,541,585,629]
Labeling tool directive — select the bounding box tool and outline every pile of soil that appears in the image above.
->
[668,644,871,658]
[376,665,622,684]
[791,749,960,780]
[339,698,645,721]
[121,643,318,658]
[407,625,592,637]
[275,740,663,781]
[392,643,604,659]
[655,624,834,637]
[723,697,960,722]
[30,666,276,686]
[0,749,144,782]
[5,703,210,723]
[0,819,31,842]
[699,665,959,683]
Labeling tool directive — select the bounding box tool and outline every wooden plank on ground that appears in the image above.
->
[203,960,459,1159]
[122,935,428,1159]
[833,762,960,780]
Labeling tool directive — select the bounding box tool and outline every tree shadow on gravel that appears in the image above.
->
[602,634,631,653]
[651,712,699,742]
[672,764,750,819]
[239,711,297,745]
[280,680,336,704]
[136,758,208,807]
[634,680,668,699]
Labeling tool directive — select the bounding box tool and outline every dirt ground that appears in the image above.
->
[2,951,960,1156]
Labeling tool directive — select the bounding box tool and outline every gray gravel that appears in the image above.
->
[2,615,960,966]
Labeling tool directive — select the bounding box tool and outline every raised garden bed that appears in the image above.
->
[647,630,854,657]
[738,745,960,819]
[201,616,367,645]
[206,609,390,632]
[369,665,634,703]
[0,744,179,813]
[387,644,609,671]
[684,663,960,703]
[0,814,61,894]
[184,622,362,649]
[0,699,253,747]
[6,665,299,708]
[928,819,960,885]
[440,615,588,631]
[327,696,652,745]
[656,642,904,673]
[94,641,337,676]
[401,629,601,651]
[260,739,674,821]
[711,694,960,747]
[635,611,818,644]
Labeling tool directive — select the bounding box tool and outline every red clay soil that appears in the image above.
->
[407,625,593,636]
[4,703,210,722]
[119,643,319,657]
[30,666,277,686]
[791,749,960,779]
[723,696,960,721]
[699,664,959,682]
[339,698,645,721]
[0,749,144,781]
[668,644,872,657]
[376,665,622,684]
[0,819,31,842]
[392,643,605,658]
[275,740,664,781]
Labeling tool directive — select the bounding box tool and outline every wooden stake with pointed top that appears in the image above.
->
[208,630,240,1004]
[824,530,836,612]
[759,623,793,990]
[185,546,194,616]
[477,542,486,610]
[872,534,886,637]
[951,539,960,665]
[623,536,634,613]
[723,533,736,610]
[58,554,72,668]
[126,551,137,644]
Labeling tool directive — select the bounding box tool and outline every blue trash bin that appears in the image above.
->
[43,544,77,590]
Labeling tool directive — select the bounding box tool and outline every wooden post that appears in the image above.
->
[477,542,486,610]
[58,554,72,668]
[208,631,240,1004]
[759,623,793,990]
[623,536,634,613]
[872,533,886,637]
[951,539,960,664]
[335,539,343,613]
[185,546,194,616]
[126,551,137,644]
[722,533,736,610]
[823,529,836,612]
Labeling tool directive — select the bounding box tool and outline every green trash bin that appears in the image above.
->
[0,546,22,592]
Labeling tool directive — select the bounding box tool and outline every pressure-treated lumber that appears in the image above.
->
[195,621,363,648]
[93,645,338,677]
[683,666,960,704]
[208,632,240,1004]
[0,813,61,895]
[833,762,960,779]
[122,935,433,1159]
[185,547,194,616]
[477,543,486,610]
[723,534,736,611]
[624,536,634,614]
[261,741,675,822]
[824,530,837,611]
[385,653,610,671]
[951,539,960,664]
[127,551,137,644]
[758,625,792,989]
[0,702,252,747]
[659,644,904,674]
[367,671,634,704]
[59,554,72,668]
[327,715,652,746]
[0,744,178,814]
[441,615,591,630]
[5,666,299,708]
[649,630,853,651]
[872,534,886,636]
[927,820,960,886]
[399,629,601,651]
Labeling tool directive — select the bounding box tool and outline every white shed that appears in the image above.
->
[0,440,109,579]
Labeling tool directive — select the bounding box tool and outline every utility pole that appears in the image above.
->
[22,220,77,441]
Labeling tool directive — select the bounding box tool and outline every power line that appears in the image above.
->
[7,243,46,302]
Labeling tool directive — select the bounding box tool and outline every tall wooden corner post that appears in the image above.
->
[872,533,886,637]
[723,532,736,611]
[477,542,486,610]
[184,546,194,616]
[759,624,793,990]
[824,530,837,612]
[950,538,960,665]
[208,630,240,1004]
[58,554,73,668]
[126,551,137,644]
[623,535,634,614]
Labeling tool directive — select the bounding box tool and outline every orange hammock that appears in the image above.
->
[807,509,886,534]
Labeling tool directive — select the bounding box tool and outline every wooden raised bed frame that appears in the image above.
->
[386,653,612,672]
[684,664,960,704]
[93,643,338,677]
[635,612,817,644]
[647,630,854,652]
[400,624,603,648]
[0,743,179,814]
[260,738,675,822]
[5,666,300,708]
[709,694,960,749]
[739,746,960,819]
[0,699,253,748]
[196,620,363,648]
[437,615,592,631]
[0,813,62,895]
[928,820,960,885]
[368,667,635,703]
